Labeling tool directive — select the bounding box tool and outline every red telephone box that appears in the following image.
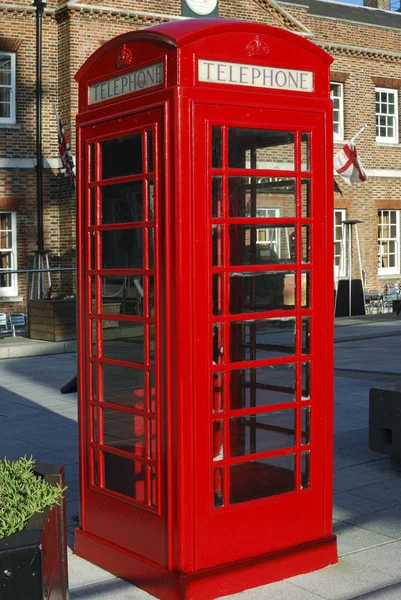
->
[75,19,337,600]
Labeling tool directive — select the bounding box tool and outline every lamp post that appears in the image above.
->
[32,0,46,298]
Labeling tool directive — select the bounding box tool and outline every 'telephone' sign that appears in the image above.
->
[89,62,164,105]
[198,59,314,92]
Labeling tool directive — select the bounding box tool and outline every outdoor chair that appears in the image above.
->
[0,313,8,334]
[7,313,27,337]
[382,283,400,314]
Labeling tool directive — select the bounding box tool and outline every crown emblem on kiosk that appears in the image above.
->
[246,35,269,58]
[116,44,133,69]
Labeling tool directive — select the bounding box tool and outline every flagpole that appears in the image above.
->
[350,123,368,145]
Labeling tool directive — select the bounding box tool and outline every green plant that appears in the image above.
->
[0,456,67,540]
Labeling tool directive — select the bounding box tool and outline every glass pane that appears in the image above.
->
[213,273,223,316]
[302,407,310,445]
[0,212,12,233]
[229,364,296,410]
[89,144,95,182]
[302,362,311,400]
[230,454,296,504]
[150,418,156,460]
[228,177,295,218]
[102,364,145,408]
[301,179,310,217]
[230,409,295,456]
[101,229,143,269]
[146,130,154,173]
[212,176,223,218]
[149,371,156,414]
[213,371,224,413]
[91,449,99,486]
[91,405,98,443]
[302,317,311,354]
[212,225,224,267]
[212,126,223,169]
[301,133,310,171]
[148,228,154,269]
[90,319,97,357]
[213,323,224,365]
[302,225,310,263]
[103,321,144,363]
[103,408,145,457]
[229,271,295,313]
[301,451,310,489]
[150,466,157,508]
[230,318,296,362]
[147,180,154,221]
[101,275,143,317]
[302,271,310,308]
[213,420,224,461]
[102,134,142,179]
[214,468,224,508]
[102,182,143,224]
[229,225,295,265]
[148,324,155,365]
[104,453,145,502]
[228,128,295,170]
[91,363,98,400]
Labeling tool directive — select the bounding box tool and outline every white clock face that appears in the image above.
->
[185,0,218,16]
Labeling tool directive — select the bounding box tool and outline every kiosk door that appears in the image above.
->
[194,104,331,568]
[80,109,166,565]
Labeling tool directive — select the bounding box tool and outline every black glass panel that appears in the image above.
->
[102,134,142,179]
[102,364,145,408]
[230,409,295,457]
[101,275,144,317]
[103,408,145,457]
[229,271,295,313]
[102,182,143,224]
[104,453,145,502]
[230,318,296,362]
[229,225,295,265]
[229,364,296,410]
[103,321,144,364]
[228,129,294,170]
[230,455,296,504]
[101,229,143,270]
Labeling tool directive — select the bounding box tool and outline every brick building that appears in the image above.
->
[1,0,401,313]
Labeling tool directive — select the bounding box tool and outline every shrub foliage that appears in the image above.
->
[0,456,66,540]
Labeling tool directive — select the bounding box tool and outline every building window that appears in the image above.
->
[375,88,398,144]
[256,208,281,257]
[0,52,16,125]
[378,210,400,275]
[330,83,344,141]
[334,209,346,278]
[0,211,18,297]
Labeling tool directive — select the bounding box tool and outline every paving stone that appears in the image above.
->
[333,492,387,521]
[333,521,394,556]
[346,506,401,540]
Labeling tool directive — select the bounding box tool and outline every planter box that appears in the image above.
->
[0,463,69,600]
[29,300,76,342]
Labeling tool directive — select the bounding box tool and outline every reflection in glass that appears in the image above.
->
[230,318,296,362]
[213,323,224,365]
[228,128,295,170]
[148,276,155,317]
[213,420,224,461]
[302,179,310,217]
[213,372,224,413]
[230,409,295,456]
[229,271,295,313]
[301,451,311,489]
[90,187,96,226]
[212,225,223,267]
[92,405,98,443]
[302,271,310,308]
[229,363,296,410]
[146,130,154,173]
[102,364,145,407]
[149,371,156,413]
[90,231,96,271]
[148,228,154,269]
[102,133,142,179]
[149,324,155,365]
[103,321,144,363]
[103,408,145,457]
[150,418,156,460]
[147,179,154,221]
[302,317,311,355]
[212,176,223,218]
[212,126,222,169]
[101,275,143,317]
[104,452,145,502]
[150,466,157,508]
[229,177,295,218]
[91,319,97,357]
[230,454,296,504]
[302,225,310,263]
[302,362,311,400]
[89,144,95,182]
[91,450,99,486]
[301,133,310,171]
[229,225,295,265]
[213,274,223,315]
[214,468,224,508]
[102,182,142,224]
[102,229,143,270]
[91,363,98,401]
[302,406,310,445]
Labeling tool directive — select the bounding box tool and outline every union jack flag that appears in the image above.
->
[55,108,76,189]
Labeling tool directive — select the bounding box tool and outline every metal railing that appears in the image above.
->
[0,267,76,337]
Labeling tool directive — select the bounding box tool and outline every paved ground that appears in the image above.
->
[0,313,400,599]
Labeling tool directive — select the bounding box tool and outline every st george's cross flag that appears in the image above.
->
[334,142,367,185]
[55,110,76,189]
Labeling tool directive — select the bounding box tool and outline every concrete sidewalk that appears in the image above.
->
[0,314,400,599]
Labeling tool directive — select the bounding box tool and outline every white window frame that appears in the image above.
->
[334,209,346,278]
[378,210,400,275]
[256,208,281,256]
[0,211,18,297]
[0,52,16,125]
[375,87,398,144]
[330,82,344,142]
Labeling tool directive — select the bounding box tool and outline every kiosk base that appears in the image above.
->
[75,528,337,599]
